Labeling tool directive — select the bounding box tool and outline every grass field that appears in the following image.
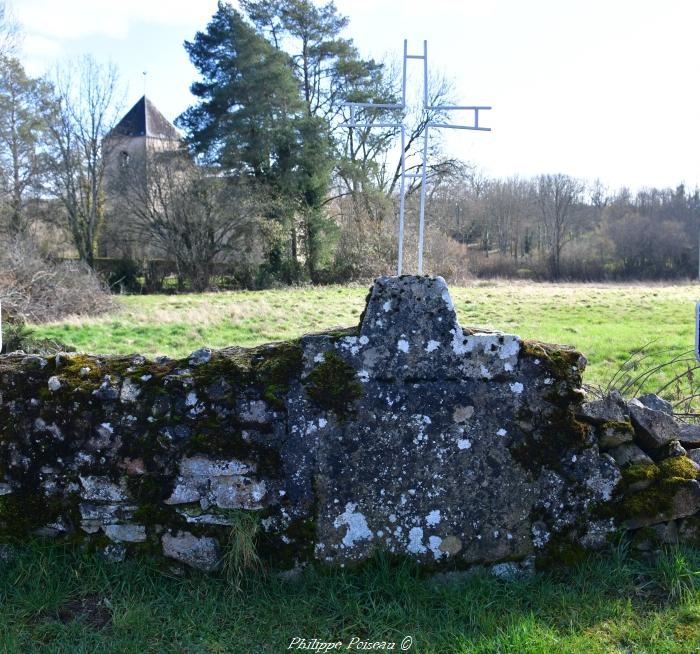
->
[4,541,700,653]
[31,281,700,397]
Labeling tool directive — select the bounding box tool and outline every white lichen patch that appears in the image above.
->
[441,288,454,311]
[532,523,551,548]
[457,438,472,450]
[509,382,524,394]
[496,428,508,437]
[333,502,373,548]
[407,527,426,554]
[397,338,410,353]
[185,391,198,407]
[313,352,326,363]
[498,336,521,360]
[359,335,369,345]
[383,300,392,312]
[357,369,370,383]
[425,340,440,353]
[428,535,444,559]
[47,376,61,392]
[426,509,441,526]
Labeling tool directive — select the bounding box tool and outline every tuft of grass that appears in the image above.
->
[221,510,263,591]
[647,547,700,604]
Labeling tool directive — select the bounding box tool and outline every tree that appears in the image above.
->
[0,2,18,59]
[112,148,255,291]
[179,2,335,280]
[45,57,122,267]
[536,173,584,279]
[0,56,53,235]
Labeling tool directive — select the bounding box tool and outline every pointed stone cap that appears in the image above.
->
[301,276,522,382]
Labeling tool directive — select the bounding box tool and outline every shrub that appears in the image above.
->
[0,236,115,323]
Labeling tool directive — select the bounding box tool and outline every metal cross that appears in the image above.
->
[343,40,491,275]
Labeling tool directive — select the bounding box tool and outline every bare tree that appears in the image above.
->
[45,57,122,267]
[482,177,533,259]
[0,56,53,235]
[112,149,255,291]
[0,1,19,59]
[536,173,584,279]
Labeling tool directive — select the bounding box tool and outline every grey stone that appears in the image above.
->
[650,440,686,462]
[628,398,679,450]
[162,531,220,572]
[608,443,653,467]
[489,557,535,580]
[597,424,633,449]
[79,476,128,502]
[165,456,268,510]
[625,480,700,529]
[47,376,61,392]
[120,378,141,403]
[101,544,127,563]
[636,393,673,416]
[103,524,147,543]
[92,375,120,401]
[687,449,700,466]
[189,348,212,366]
[80,503,136,529]
[579,518,617,549]
[678,516,700,545]
[678,423,700,446]
[577,391,628,424]
[0,545,16,563]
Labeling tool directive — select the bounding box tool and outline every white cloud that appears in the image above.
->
[14,0,219,41]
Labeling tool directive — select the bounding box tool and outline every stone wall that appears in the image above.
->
[0,276,697,572]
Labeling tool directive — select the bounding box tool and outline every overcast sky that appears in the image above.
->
[11,0,700,192]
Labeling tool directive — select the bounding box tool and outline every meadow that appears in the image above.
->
[32,280,700,398]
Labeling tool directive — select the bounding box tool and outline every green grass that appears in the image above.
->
[30,281,700,395]
[3,541,700,653]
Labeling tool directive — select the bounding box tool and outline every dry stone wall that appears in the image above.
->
[0,275,697,572]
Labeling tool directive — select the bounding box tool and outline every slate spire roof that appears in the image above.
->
[111,96,180,141]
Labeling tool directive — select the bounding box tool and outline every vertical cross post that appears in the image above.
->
[342,40,491,275]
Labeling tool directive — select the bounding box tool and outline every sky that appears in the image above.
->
[10,0,700,192]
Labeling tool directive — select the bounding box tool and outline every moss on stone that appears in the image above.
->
[509,407,590,475]
[0,491,67,538]
[521,340,583,377]
[600,420,634,434]
[620,480,683,518]
[253,342,303,409]
[536,538,589,570]
[304,351,363,419]
[622,462,660,487]
[618,456,699,521]
[658,455,700,483]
